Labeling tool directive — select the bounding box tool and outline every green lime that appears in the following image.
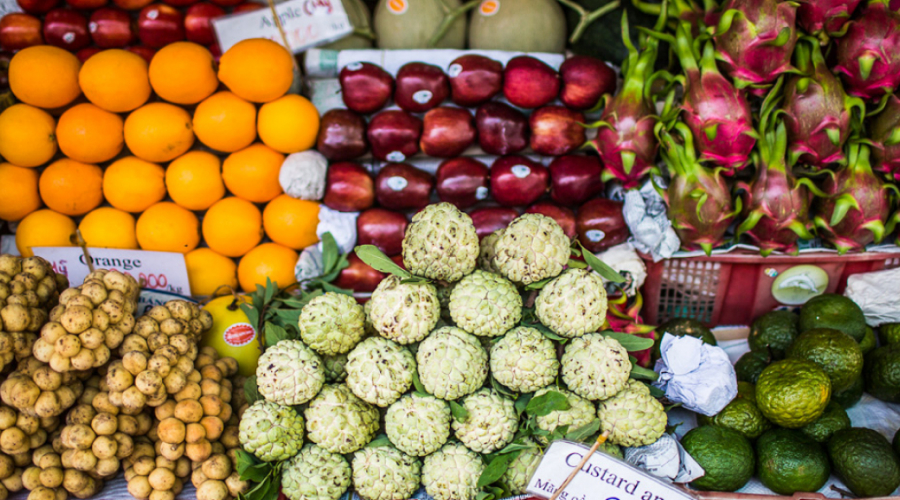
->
[864,343,900,403]
[859,326,877,355]
[735,351,769,384]
[756,428,830,495]
[799,401,850,443]
[880,323,900,346]
[736,381,756,402]
[828,428,900,497]
[787,328,863,392]
[748,310,798,360]
[703,397,771,440]
[756,359,831,429]
[652,318,716,362]
[681,426,754,492]
[799,294,866,342]
[832,376,864,409]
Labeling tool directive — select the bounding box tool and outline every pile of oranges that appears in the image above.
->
[0,38,322,296]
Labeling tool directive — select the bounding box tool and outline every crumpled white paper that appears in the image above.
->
[295,245,324,285]
[844,266,900,326]
[279,150,328,201]
[624,433,704,484]
[653,334,737,416]
[595,243,647,297]
[623,180,680,262]
[316,206,358,255]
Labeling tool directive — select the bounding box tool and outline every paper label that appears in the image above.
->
[412,90,433,104]
[225,323,257,347]
[476,186,489,200]
[0,0,22,17]
[386,151,406,162]
[479,0,499,16]
[448,63,463,77]
[512,165,531,178]
[586,230,606,243]
[386,176,408,191]
[146,8,158,19]
[386,0,408,14]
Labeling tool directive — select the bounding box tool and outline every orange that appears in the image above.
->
[0,104,57,168]
[8,45,82,109]
[257,94,319,154]
[192,91,257,153]
[124,103,195,163]
[136,202,200,254]
[222,143,283,203]
[103,156,166,213]
[78,207,138,249]
[39,159,104,217]
[79,49,151,113]
[149,42,218,105]
[218,39,294,103]
[15,209,76,258]
[0,163,41,221]
[237,243,298,293]
[262,195,320,250]
[185,248,238,297]
[202,197,263,258]
[166,151,225,211]
[56,103,124,163]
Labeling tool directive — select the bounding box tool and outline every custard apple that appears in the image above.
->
[502,439,542,494]
[298,292,366,356]
[452,388,518,453]
[417,327,488,400]
[282,444,350,500]
[402,202,479,282]
[478,230,503,274]
[536,268,607,338]
[490,327,559,393]
[385,393,451,456]
[305,384,380,454]
[492,214,569,285]
[322,353,348,382]
[562,333,631,401]
[256,339,324,406]
[368,275,440,345]
[238,400,305,462]
[449,271,521,337]
[422,443,484,500]
[597,380,666,447]
[533,387,596,445]
[346,337,415,407]
[352,444,421,500]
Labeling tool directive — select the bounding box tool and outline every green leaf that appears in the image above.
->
[450,401,469,421]
[603,331,654,351]
[273,309,303,329]
[400,276,431,284]
[321,232,339,275]
[566,258,589,269]
[318,281,354,295]
[236,450,270,483]
[490,377,516,399]
[647,384,665,398]
[524,277,554,290]
[578,241,626,283]
[478,451,519,488]
[239,303,260,331]
[264,278,278,304]
[412,370,426,394]
[515,393,533,417]
[355,245,412,278]
[566,419,601,443]
[367,435,392,447]
[630,364,660,381]
[264,322,290,346]
[526,390,570,416]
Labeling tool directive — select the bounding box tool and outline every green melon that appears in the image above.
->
[373,0,466,49]
[468,0,567,53]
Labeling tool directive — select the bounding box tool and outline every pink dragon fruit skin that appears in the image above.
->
[870,94,900,181]
[834,0,900,102]
[795,0,861,40]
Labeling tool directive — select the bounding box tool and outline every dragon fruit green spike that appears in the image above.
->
[282,445,351,500]
[367,275,440,345]
[297,291,366,356]
[449,270,522,337]
[352,445,421,500]
[422,443,484,500]
[255,339,324,406]
[416,326,488,400]
[536,268,608,338]
[795,0,861,40]
[561,333,631,401]
[597,380,667,447]
[834,0,900,102]
[402,202,479,282]
[870,95,900,181]
[492,214,570,285]
[385,393,451,457]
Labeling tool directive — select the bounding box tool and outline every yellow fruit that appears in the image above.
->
[165,151,225,211]
[16,209,76,257]
[202,197,263,258]
[148,42,218,105]
[257,94,319,154]
[56,103,124,163]
[124,102,194,163]
[237,243,298,293]
[78,207,138,249]
[79,49,151,113]
[222,143,283,203]
[217,38,294,103]
[201,295,260,377]
[192,91,257,153]
[8,45,82,109]
[103,156,166,213]
[262,195,320,250]
[0,104,58,168]
[38,159,104,216]
[0,163,41,221]
[135,202,200,254]
[185,248,238,297]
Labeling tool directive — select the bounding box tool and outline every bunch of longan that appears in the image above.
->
[0,358,87,419]
[124,438,191,500]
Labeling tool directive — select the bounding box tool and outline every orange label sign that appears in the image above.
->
[387,0,408,14]
[479,0,499,16]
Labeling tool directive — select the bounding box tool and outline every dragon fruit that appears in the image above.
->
[813,142,899,254]
[795,0,861,41]
[658,123,741,255]
[714,0,799,94]
[631,0,722,29]
[833,0,900,102]
[870,94,900,181]
[782,39,865,169]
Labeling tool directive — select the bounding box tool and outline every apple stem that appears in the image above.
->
[558,0,622,44]
[428,0,480,47]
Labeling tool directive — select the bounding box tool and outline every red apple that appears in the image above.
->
[549,155,604,206]
[323,161,374,212]
[435,157,489,209]
[526,201,576,239]
[576,198,628,252]
[209,0,242,7]
[184,2,223,45]
[209,41,220,60]
[0,14,43,51]
[340,62,393,114]
[375,163,434,211]
[332,252,386,293]
[231,1,263,11]
[137,4,184,48]
[475,101,528,155]
[367,110,422,162]
[394,62,449,113]
[112,0,152,10]
[75,46,101,61]
[490,155,548,207]
[529,105,585,156]
[89,7,135,48]
[559,55,616,110]
[469,207,519,239]
[126,45,155,62]
[357,208,408,256]
[0,51,11,90]
[161,0,198,8]
[43,8,90,51]
[447,54,502,107]
[66,0,107,10]
[503,56,559,109]
[16,0,59,15]
[420,106,475,158]
[317,108,367,161]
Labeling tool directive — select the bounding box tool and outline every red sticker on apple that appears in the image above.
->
[224,323,257,347]
[479,0,499,16]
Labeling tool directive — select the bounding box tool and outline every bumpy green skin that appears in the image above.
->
[598,442,624,459]
[735,351,769,384]
[702,397,772,440]
[652,318,717,362]
[799,401,850,443]
[478,230,503,274]
[597,380,666,447]
[535,269,608,338]
[416,327,488,400]
[238,400,305,462]
[385,393,451,457]
[533,387,596,445]
[787,328,863,392]
[562,333,631,401]
[490,327,559,393]
[298,292,366,356]
[282,445,350,500]
[865,343,900,403]
[832,376,864,409]
[304,384,380,454]
[682,426,755,492]
[748,310,799,360]
[502,440,543,495]
[798,294,866,342]
[452,388,518,453]
[755,428,830,495]
[828,428,900,497]
[449,270,522,337]
[880,323,900,345]
[492,214,570,285]
[321,353,348,383]
[422,443,484,500]
[860,326,877,355]
[756,359,831,428]
[402,202,479,282]
[736,381,756,401]
[346,336,415,407]
[256,339,324,406]
[351,445,421,500]
[368,275,440,345]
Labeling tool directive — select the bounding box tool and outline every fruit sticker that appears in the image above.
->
[585,229,606,243]
[386,151,406,162]
[476,186,489,200]
[413,90,433,105]
[448,64,463,78]
[479,0,499,16]
[387,0,408,15]
[386,176,408,191]
[770,264,829,306]
[511,165,531,178]
[224,322,257,347]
